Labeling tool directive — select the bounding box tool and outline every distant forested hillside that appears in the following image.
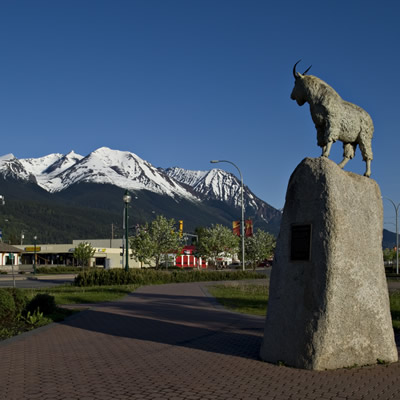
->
[0,179,281,244]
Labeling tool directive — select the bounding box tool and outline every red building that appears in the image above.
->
[175,245,207,269]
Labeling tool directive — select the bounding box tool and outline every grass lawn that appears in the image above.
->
[390,290,400,331]
[20,281,400,332]
[208,282,268,316]
[209,283,400,332]
[1,285,139,341]
[23,284,139,305]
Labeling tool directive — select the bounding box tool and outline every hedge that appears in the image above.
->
[36,266,84,274]
[74,268,265,287]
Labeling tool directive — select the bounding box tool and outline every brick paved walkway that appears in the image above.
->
[0,282,399,400]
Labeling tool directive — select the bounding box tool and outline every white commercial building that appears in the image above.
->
[14,238,147,269]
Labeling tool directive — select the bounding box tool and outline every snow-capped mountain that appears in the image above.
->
[19,153,65,176]
[165,167,280,224]
[1,147,279,221]
[20,151,84,189]
[0,154,36,182]
[0,147,281,240]
[166,167,243,206]
[164,167,209,188]
[14,147,197,200]
[42,151,84,176]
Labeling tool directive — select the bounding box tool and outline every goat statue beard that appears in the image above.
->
[295,98,306,106]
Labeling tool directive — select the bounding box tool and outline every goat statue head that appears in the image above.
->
[290,60,312,106]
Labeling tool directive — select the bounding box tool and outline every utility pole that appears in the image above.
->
[110,223,115,247]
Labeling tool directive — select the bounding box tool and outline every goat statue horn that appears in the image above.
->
[303,65,312,75]
[293,60,301,79]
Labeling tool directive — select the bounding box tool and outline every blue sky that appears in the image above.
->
[1,0,399,229]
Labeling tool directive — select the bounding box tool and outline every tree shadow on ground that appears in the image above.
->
[62,287,400,360]
[61,290,265,360]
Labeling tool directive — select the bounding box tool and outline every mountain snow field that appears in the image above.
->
[1,147,279,223]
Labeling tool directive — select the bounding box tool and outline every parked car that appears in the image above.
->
[258,259,272,268]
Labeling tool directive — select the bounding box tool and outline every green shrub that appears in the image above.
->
[0,289,17,326]
[5,288,28,315]
[0,290,72,341]
[26,293,57,315]
[21,310,51,328]
[0,327,14,340]
[74,268,264,287]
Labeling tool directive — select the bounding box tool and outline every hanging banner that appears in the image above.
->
[232,221,240,236]
[245,220,253,237]
[179,220,183,238]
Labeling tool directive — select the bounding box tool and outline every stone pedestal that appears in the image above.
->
[260,157,398,370]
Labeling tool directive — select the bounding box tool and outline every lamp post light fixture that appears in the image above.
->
[33,235,37,275]
[210,160,245,271]
[123,190,132,272]
[383,197,400,275]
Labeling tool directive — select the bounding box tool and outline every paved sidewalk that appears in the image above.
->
[0,282,399,400]
[0,274,76,289]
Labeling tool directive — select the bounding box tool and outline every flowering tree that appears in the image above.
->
[130,215,183,269]
[73,242,95,268]
[129,227,155,267]
[197,224,239,267]
[243,229,276,270]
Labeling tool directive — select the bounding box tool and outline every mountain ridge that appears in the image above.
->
[0,147,281,243]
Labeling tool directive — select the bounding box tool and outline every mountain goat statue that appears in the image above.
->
[290,60,374,177]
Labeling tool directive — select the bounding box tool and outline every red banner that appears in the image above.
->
[245,220,253,237]
[232,221,240,236]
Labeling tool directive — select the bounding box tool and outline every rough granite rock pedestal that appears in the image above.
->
[260,157,398,370]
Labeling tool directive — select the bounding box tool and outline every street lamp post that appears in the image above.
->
[33,235,37,275]
[0,195,4,243]
[383,197,399,275]
[210,160,245,271]
[123,190,132,272]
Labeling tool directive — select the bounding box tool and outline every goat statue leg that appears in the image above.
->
[364,160,371,177]
[338,157,350,169]
[322,140,333,157]
[338,142,356,169]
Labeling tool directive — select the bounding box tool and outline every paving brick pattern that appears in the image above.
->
[0,281,399,400]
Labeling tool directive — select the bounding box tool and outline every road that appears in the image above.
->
[0,275,75,288]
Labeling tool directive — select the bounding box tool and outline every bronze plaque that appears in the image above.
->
[290,224,311,261]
